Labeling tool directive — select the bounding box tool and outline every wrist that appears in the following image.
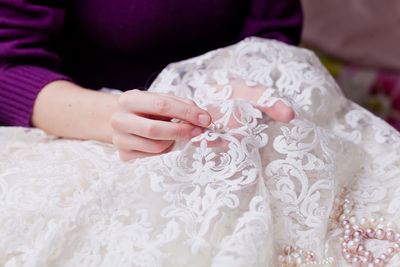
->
[32,80,119,143]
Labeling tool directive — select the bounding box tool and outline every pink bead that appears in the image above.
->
[360,256,369,266]
[386,230,395,241]
[343,235,351,241]
[396,233,400,241]
[357,244,366,254]
[363,250,373,261]
[387,247,395,256]
[305,250,315,260]
[352,256,361,266]
[344,253,353,263]
[340,214,349,221]
[380,253,390,263]
[354,231,362,238]
[344,229,353,236]
[348,240,358,252]
[366,228,375,238]
[394,243,400,251]
[283,245,293,255]
[362,230,369,238]
[376,229,385,240]
[374,258,384,267]
[342,219,350,226]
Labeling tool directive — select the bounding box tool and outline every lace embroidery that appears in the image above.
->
[1,37,400,266]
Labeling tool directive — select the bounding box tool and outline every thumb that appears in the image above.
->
[259,100,294,123]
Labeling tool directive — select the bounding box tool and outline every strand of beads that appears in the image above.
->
[171,119,226,134]
[339,196,400,267]
[278,245,334,267]
[209,122,225,133]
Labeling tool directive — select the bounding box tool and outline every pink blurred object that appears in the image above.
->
[371,72,400,129]
[337,66,400,131]
[302,0,400,71]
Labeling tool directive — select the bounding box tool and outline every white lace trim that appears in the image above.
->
[1,37,400,266]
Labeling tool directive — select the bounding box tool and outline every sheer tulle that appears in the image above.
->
[1,38,400,266]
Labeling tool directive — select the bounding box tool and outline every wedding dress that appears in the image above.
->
[1,37,400,267]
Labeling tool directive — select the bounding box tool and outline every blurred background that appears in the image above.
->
[301,0,400,130]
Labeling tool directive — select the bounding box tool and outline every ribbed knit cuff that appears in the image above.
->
[0,65,72,127]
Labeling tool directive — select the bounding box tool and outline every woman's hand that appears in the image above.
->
[32,81,210,162]
[192,80,295,149]
[32,80,293,162]
[198,79,294,131]
[222,79,294,123]
[111,90,211,161]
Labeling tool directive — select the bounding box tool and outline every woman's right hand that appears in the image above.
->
[111,89,212,161]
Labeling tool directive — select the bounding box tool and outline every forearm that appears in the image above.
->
[32,80,118,143]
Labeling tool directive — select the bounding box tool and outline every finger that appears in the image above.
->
[119,141,175,161]
[259,100,294,123]
[112,132,174,153]
[118,148,166,162]
[229,79,265,101]
[122,90,197,118]
[157,92,197,106]
[124,90,211,127]
[112,113,204,140]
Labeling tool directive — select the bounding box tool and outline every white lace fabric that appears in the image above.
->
[1,37,400,266]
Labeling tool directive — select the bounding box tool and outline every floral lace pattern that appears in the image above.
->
[1,37,400,266]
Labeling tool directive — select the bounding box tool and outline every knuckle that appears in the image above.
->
[150,141,167,153]
[154,99,170,114]
[119,151,131,162]
[118,93,130,107]
[110,114,121,129]
[118,89,139,106]
[144,122,158,137]
[187,99,196,105]
[182,98,196,105]
[112,136,125,148]
[182,107,192,119]
[111,135,119,146]
[127,89,140,97]
[175,124,188,139]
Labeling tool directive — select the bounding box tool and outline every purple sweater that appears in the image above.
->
[0,0,302,127]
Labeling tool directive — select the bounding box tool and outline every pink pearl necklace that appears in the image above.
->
[278,245,334,266]
[339,196,400,266]
[278,189,400,267]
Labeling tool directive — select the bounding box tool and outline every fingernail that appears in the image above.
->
[192,127,202,137]
[198,114,210,126]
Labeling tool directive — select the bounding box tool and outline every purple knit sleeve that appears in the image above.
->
[239,0,303,45]
[0,0,72,127]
